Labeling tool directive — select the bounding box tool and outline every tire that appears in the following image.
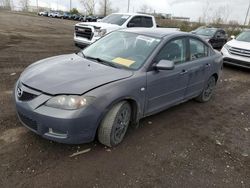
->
[195,76,216,103]
[98,101,131,147]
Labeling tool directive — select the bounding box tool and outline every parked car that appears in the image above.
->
[221,30,250,69]
[193,27,228,49]
[96,16,104,22]
[74,13,157,48]
[62,12,71,19]
[38,11,48,16]
[190,26,207,34]
[14,28,223,147]
[48,11,62,18]
[71,14,81,20]
[53,12,63,18]
[86,16,98,22]
[48,11,55,17]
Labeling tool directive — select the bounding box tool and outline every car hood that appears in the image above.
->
[227,39,250,50]
[77,22,121,29]
[20,54,133,95]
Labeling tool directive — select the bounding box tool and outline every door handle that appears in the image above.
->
[205,63,211,68]
[180,70,188,75]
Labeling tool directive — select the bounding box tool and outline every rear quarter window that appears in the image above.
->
[143,17,153,27]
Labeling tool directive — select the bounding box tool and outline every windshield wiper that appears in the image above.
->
[84,56,120,68]
[78,51,86,58]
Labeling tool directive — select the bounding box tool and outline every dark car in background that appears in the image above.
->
[62,12,71,19]
[72,14,81,20]
[14,28,223,147]
[79,15,101,22]
[194,27,228,49]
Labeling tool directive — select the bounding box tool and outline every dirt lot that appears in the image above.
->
[0,11,249,188]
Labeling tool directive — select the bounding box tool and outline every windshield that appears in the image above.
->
[236,31,250,42]
[101,14,131,26]
[82,31,161,70]
[196,28,217,37]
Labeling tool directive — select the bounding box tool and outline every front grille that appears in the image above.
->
[229,47,250,58]
[224,57,250,67]
[18,112,38,131]
[75,26,93,40]
[18,91,38,101]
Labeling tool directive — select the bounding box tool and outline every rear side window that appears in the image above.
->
[128,16,144,27]
[189,38,209,60]
[143,17,153,27]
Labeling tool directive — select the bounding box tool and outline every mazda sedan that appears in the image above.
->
[14,28,223,147]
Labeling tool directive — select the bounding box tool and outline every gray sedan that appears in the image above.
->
[14,28,223,147]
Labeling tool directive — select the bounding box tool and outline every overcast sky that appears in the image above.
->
[25,0,250,24]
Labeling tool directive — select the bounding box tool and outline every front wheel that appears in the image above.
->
[98,101,131,147]
[195,76,216,103]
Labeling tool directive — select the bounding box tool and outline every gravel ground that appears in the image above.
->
[0,11,249,188]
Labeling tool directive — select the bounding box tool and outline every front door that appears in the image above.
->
[145,37,190,115]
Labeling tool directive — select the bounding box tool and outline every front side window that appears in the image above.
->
[101,14,131,26]
[155,38,187,64]
[82,31,161,70]
[190,38,209,60]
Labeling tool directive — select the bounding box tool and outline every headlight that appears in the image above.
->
[224,44,231,50]
[95,29,107,37]
[45,95,95,110]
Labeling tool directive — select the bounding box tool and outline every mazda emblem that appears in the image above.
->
[17,87,23,98]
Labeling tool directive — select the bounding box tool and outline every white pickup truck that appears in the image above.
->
[74,13,157,48]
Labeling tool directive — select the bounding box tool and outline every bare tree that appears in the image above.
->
[139,4,153,14]
[1,0,11,9]
[200,1,231,25]
[98,0,118,16]
[19,0,29,11]
[80,0,96,15]
[211,5,231,25]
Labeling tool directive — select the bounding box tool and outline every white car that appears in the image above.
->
[221,30,250,69]
[74,13,157,48]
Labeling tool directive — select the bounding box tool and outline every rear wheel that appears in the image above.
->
[98,101,131,147]
[196,76,216,103]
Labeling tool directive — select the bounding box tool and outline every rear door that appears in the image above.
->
[184,37,212,99]
[145,37,190,115]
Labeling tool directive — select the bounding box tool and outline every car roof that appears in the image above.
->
[120,28,187,38]
[112,12,154,17]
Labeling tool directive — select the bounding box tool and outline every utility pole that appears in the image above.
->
[36,0,38,13]
[244,0,250,25]
[127,0,130,12]
[104,0,107,16]
[70,0,72,11]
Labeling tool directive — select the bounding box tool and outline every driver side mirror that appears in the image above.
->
[155,60,175,70]
[215,34,220,38]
